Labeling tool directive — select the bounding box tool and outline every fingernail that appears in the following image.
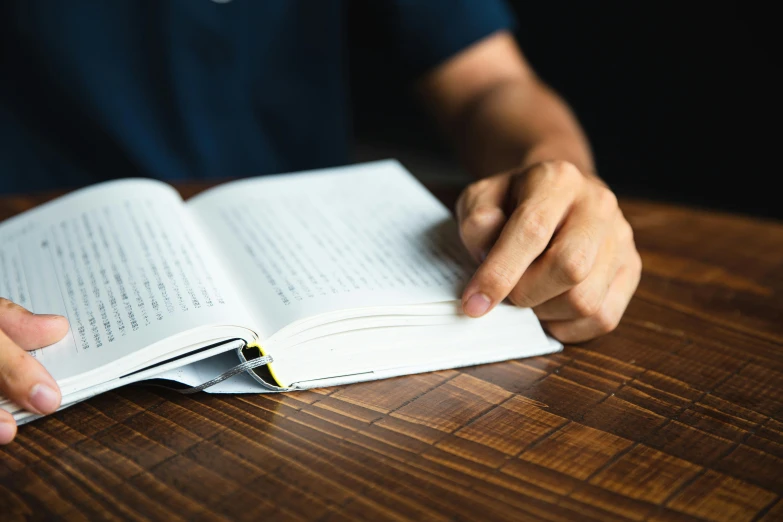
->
[464,293,492,317]
[0,420,16,444]
[29,383,60,414]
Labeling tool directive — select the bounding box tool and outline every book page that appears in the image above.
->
[187,160,476,336]
[0,180,249,386]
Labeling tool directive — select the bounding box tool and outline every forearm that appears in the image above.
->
[455,78,595,179]
[419,31,595,180]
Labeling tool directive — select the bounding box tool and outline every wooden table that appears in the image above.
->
[1,184,782,522]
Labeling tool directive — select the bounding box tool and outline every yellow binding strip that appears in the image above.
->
[245,340,284,387]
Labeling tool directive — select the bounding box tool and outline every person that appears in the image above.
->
[0,1,641,444]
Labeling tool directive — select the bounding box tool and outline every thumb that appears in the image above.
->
[0,298,69,351]
[0,327,62,415]
[456,175,511,262]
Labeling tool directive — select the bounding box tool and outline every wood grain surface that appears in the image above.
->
[1,183,782,521]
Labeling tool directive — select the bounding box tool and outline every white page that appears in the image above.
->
[269,306,556,387]
[0,179,251,391]
[187,160,477,337]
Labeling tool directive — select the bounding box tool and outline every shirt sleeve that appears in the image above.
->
[366,0,517,78]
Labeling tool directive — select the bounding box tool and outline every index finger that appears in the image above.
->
[0,328,62,417]
[462,164,580,317]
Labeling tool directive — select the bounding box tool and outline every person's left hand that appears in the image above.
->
[456,160,642,343]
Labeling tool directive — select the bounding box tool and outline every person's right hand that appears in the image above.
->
[0,298,68,444]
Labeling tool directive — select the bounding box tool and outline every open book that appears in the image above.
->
[0,160,561,424]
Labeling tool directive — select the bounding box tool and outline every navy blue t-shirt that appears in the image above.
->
[0,1,514,193]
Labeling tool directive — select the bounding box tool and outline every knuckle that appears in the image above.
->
[524,162,554,186]
[480,262,517,295]
[593,306,621,335]
[596,186,619,215]
[519,211,551,244]
[567,285,602,318]
[547,160,582,184]
[625,245,643,271]
[633,250,643,272]
[463,206,504,232]
[551,247,592,285]
[547,159,577,175]
[618,217,635,244]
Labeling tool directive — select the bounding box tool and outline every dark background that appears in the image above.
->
[349,3,781,220]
